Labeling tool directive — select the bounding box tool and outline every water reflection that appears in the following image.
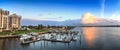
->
[0,38,19,50]
[83,27,98,47]
[1,27,120,50]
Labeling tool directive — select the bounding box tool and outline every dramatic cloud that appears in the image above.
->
[82,13,100,24]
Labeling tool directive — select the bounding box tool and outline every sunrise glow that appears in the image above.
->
[82,13,100,24]
[83,27,98,47]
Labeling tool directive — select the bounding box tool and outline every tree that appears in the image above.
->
[47,25,50,28]
[28,25,34,29]
[38,24,43,29]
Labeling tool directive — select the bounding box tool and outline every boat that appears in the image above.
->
[20,34,32,44]
[72,36,77,41]
[71,34,78,41]
[19,30,79,45]
[43,35,56,41]
[20,40,32,45]
[51,37,71,43]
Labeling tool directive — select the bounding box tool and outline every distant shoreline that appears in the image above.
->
[77,25,120,27]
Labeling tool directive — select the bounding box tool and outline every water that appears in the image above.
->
[1,27,120,50]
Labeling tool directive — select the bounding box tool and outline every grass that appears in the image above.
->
[0,31,11,35]
[0,29,48,35]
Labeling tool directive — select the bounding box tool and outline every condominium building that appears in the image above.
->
[0,8,9,32]
[9,14,21,29]
[0,8,21,32]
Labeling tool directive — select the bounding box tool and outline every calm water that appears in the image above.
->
[1,27,120,50]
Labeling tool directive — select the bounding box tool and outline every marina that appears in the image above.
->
[1,27,120,50]
[20,29,79,44]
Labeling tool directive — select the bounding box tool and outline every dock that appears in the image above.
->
[20,29,79,45]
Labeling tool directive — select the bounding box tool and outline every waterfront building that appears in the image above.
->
[9,14,21,30]
[0,8,9,32]
[0,8,21,32]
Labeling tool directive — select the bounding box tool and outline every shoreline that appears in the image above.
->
[0,27,74,39]
[0,35,20,39]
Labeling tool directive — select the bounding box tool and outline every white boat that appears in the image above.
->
[20,34,33,45]
[72,36,77,41]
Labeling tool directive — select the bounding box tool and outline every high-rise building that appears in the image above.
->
[9,14,21,29]
[0,8,9,32]
[0,8,21,32]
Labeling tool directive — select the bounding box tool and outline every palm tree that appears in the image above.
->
[38,24,43,29]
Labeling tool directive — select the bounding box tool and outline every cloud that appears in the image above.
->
[39,14,44,16]
[108,12,120,21]
[82,13,100,24]
[106,0,120,21]
[43,17,58,19]
[101,0,105,17]
[36,12,65,21]
[111,13,116,17]
[41,16,63,20]
[38,12,52,16]
[58,16,63,18]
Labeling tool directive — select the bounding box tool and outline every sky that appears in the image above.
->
[0,0,120,21]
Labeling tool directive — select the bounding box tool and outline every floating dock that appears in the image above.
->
[20,30,79,45]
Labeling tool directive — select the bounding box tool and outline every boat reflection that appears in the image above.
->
[83,27,98,47]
